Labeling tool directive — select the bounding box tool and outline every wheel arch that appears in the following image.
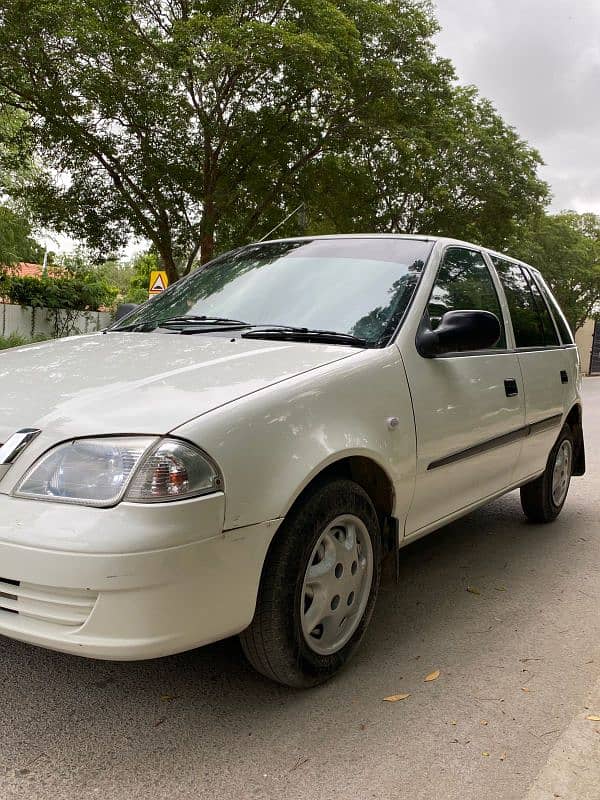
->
[281,454,397,552]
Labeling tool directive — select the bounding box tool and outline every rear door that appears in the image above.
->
[400,246,525,535]
[490,257,568,482]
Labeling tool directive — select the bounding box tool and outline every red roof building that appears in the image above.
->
[13,262,45,278]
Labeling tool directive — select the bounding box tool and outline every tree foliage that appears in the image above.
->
[0,106,44,264]
[509,212,600,333]
[0,204,43,265]
[299,87,547,251]
[0,0,548,282]
[125,251,160,303]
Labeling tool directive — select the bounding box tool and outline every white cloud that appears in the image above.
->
[434,0,600,213]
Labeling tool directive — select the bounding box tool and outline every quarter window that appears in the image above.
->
[491,257,559,348]
[534,274,574,344]
[526,275,560,346]
[427,248,506,348]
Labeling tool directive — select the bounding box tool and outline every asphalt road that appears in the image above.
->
[2,379,599,800]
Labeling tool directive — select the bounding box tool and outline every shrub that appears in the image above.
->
[0,333,27,350]
[0,333,51,350]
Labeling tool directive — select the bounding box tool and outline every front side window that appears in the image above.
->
[491,257,559,348]
[427,247,506,348]
[112,238,434,346]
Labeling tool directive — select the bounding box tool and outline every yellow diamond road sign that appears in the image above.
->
[149,270,169,297]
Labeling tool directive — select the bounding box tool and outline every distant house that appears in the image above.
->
[2,262,64,284]
[13,262,44,278]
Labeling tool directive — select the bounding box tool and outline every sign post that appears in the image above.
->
[149,270,169,298]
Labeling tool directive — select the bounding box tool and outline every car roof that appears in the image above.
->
[255,233,529,267]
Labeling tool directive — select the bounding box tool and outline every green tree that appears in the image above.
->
[0,0,487,283]
[510,212,600,332]
[295,87,548,250]
[0,205,43,265]
[126,251,160,303]
[0,106,44,264]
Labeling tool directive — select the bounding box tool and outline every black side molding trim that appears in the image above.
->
[427,413,563,470]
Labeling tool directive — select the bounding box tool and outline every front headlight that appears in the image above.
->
[14,437,222,507]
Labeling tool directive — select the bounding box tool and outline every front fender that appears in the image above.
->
[173,347,417,531]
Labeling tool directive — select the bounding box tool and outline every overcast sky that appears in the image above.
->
[433,0,600,214]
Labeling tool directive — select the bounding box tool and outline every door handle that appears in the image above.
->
[560,370,569,384]
[504,378,518,397]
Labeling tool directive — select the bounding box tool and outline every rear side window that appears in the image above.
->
[526,274,560,345]
[533,273,574,344]
[491,257,559,348]
[428,247,506,348]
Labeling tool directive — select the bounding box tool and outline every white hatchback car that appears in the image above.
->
[0,235,585,687]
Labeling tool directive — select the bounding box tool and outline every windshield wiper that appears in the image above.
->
[160,315,251,326]
[241,326,372,348]
[112,316,251,333]
[158,315,252,333]
[110,321,158,332]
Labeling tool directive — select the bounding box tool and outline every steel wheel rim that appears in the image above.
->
[300,514,373,656]
[551,439,572,506]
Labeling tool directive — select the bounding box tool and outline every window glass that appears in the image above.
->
[491,256,557,348]
[526,273,560,346]
[534,274,574,344]
[427,247,506,348]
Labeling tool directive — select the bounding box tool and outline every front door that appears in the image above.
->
[399,246,525,535]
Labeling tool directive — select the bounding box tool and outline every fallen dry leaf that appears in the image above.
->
[482,751,490,757]
[424,669,440,682]
[585,714,600,721]
[499,752,506,761]
[383,693,410,703]
[160,694,177,702]
[494,586,507,592]
[480,720,489,726]
[466,586,481,595]
[521,687,531,693]
[450,720,457,726]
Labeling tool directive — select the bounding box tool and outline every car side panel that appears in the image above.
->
[173,347,417,532]
[512,349,568,482]
[512,344,581,482]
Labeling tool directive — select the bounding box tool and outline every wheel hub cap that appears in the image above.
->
[300,514,373,656]
[551,439,572,506]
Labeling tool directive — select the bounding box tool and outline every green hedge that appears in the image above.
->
[0,333,50,350]
[2,274,116,311]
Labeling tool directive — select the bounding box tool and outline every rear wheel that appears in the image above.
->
[520,423,574,523]
[240,479,381,688]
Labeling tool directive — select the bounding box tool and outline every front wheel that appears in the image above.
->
[520,423,574,523]
[240,479,381,688]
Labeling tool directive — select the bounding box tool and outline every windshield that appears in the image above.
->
[112,238,433,345]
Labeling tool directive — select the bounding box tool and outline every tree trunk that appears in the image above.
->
[200,200,216,264]
[200,230,215,264]
[158,248,179,286]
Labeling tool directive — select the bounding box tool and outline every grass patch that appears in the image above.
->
[0,333,51,350]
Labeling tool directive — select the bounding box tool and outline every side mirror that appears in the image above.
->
[416,310,501,358]
[114,303,139,322]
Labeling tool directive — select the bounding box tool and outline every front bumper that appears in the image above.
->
[0,494,279,660]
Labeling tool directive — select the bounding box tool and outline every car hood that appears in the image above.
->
[0,331,358,443]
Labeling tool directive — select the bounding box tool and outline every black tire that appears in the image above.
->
[240,479,382,688]
[520,423,574,523]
